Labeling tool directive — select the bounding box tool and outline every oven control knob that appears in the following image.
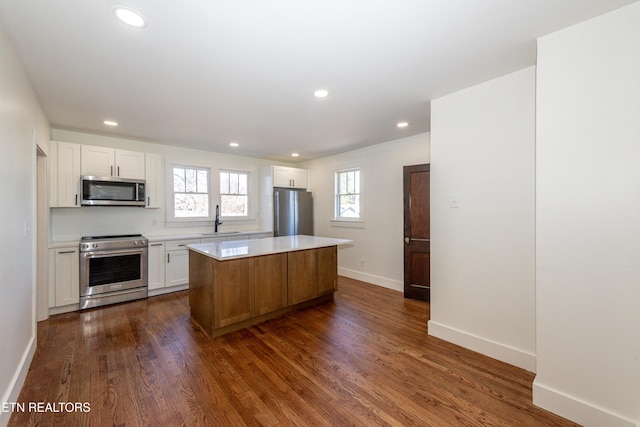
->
[92,244,97,249]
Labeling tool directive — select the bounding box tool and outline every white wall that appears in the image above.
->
[534,3,640,426]
[0,25,50,426]
[304,133,429,290]
[50,129,291,241]
[428,67,537,371]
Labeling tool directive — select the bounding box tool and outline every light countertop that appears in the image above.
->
[50,230,272,247]
[187,235,353,261]
[145,230,271,242]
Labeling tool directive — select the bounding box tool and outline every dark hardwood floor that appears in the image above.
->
[10,277,578,426]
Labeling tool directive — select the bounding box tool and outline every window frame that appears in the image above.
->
[167,163,213,223]
[333,167,364,227]
[219,169,250,219]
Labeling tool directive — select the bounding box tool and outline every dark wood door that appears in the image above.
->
[404,164,430,301]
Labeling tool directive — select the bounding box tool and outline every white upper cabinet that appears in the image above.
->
[81,146,145,179]
[272,166,308,189]
[80,145,111,176]
[49,140,81,208]
[144,153,163,208]
[115,149,145,179]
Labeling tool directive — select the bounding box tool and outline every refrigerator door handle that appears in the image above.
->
[274,191,279,236]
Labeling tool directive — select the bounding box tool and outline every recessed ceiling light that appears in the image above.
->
[103,120,118,127]
[314,89,328,98]
[229,142,239,147]
[397,121,409,128]
[291,153,300,157]
[113,7,147,29]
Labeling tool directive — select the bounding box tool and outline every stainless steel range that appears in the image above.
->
[79,234,148,310]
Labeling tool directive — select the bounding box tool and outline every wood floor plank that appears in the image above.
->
[9,276,579,426]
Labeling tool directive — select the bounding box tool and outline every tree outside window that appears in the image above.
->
[173,166,210,218]
[220,170,249,217]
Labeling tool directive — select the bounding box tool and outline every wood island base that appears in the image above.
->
[188,244,338,338]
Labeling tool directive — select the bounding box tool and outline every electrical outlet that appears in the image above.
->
[450,195,460,208]
[359,259,365,268]
[151,218,158,226]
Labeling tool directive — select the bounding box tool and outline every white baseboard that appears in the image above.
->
[338,267,403,292]
[532,379,637,427]
[0,334,37,427]
[427,320,536,372]
[49,303,80,315]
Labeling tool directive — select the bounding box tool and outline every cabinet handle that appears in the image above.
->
[75,194,78,206]
[110,165,113,176]
[58,250,76,254]
[178,244,186,247]
[150,243,163,247]
[117,166,120,176]
[167,253,170,263]
[147,196,150,206]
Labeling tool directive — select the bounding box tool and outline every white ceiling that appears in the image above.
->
[0,1,636,162]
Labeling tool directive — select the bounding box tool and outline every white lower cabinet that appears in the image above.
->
[148,242,165,290]
[49,247,79,308]
[165,239,199,288]
[148,233,273,296]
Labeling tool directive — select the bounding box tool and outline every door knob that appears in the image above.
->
[404,237,410,244]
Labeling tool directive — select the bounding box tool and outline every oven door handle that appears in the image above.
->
[81,248,147,258]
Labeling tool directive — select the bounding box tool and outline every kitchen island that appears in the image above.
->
[187,235,352,337]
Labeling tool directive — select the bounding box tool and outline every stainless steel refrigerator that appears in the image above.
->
[273,188,313,236]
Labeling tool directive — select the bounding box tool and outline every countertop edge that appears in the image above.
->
[49,230,273,247]
[187,236,353,261]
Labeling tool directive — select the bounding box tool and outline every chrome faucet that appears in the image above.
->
[214,204,223,232]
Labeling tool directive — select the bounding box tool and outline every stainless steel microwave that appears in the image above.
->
[81,176,146,207]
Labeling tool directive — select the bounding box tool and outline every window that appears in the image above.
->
[172,166,210,219]
[335,168,361,219]
[220,170,249,217]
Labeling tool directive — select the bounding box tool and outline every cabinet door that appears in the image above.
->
[148,242,165,290]
[290,168,308,189]
[53,248,79,306]
[165,249,190,287]
[255,254,287,315]
[144,153,162,208]
[81,145,114,176]
[214,258,255,328]
[52,141,81,207]
[115,149,145,179]
[316,246,337,296]
[272,166,293,187]
[287,249,317,304]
